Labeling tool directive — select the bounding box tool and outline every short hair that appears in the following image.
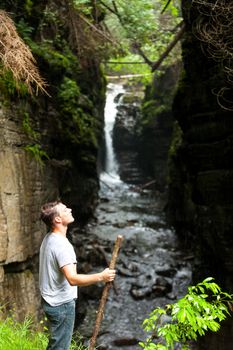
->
[40,201,61,227]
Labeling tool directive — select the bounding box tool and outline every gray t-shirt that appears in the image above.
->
[39,232,78,306]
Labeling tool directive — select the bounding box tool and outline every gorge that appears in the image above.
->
[73,82,193,349]
[0,1,233,350]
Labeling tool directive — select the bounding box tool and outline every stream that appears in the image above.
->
[75,83,194,350]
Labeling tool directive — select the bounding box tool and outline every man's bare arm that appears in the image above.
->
[61,264,116,286]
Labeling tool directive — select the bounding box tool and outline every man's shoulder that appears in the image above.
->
[41,233,60,249]
[41,233,73,252]
[46,233,73,249]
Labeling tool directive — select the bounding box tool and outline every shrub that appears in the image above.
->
[140,277,233,350]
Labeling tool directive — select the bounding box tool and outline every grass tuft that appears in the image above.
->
[0,314,88,350]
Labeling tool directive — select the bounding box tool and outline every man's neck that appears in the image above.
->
[52,225,67,237]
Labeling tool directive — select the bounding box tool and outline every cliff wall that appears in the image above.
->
[168,1,233,348]
[0,0,106,320]
[138,64,181,190]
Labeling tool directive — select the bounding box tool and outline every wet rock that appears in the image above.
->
[88,245,110,266]
[130,275,172,299]
[154,276,172,293]
[151,284,168,296]
[100,197,110,203]
[102,206,117,213]
[166,292,177,300]
[132,273,155,288]
[113,222,126,228]
[117,265,140,277]
[130,286,152,299]
[126,219,138,226]
[130,272,156,299]
[117,257,141,277]
[81,284,104,300]
[112,337,139,346]
[155,265,177,278]
[114,93,124,103]
[120,257,140,270]
[96,345,108,350]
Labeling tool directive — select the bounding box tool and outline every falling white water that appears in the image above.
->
[101,83,125,184]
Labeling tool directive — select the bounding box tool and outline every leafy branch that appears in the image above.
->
[140,278,233,350]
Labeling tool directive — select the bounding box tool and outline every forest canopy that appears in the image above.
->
[0,0,183,90]
[74,0,183,78]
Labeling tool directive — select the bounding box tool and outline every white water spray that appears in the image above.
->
[101,83,125,184]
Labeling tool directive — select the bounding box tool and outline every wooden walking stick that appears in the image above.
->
[89,235,123,350]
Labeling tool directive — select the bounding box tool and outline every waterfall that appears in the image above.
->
[101,83,125,183]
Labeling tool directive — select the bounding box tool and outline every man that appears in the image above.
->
[39,200,116,350]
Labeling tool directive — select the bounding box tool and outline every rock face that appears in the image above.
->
[113,84,146,184]
[138,64,181,190]
[0,1,106,320]
[168,1,233,348]
[112,74,178,188]
[0,102,58,319]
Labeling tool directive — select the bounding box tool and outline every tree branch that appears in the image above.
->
[105,61,147,64]
[78,12,116,44]
[170,20,185,33]
[132,42,154,67]
[161,0,172,14]
[99,0,118,16]
[151,21,185,72]
[128,20,185,71]
[99,0,124,26]
[112,0,124,25]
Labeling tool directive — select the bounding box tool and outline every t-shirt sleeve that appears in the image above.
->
[54,241,77,268]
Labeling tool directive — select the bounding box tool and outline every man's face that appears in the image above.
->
[56,203,74,225]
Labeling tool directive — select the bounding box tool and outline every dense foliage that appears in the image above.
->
[73,0,182,79]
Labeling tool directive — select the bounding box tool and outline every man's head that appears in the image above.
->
[40,201,74,228]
